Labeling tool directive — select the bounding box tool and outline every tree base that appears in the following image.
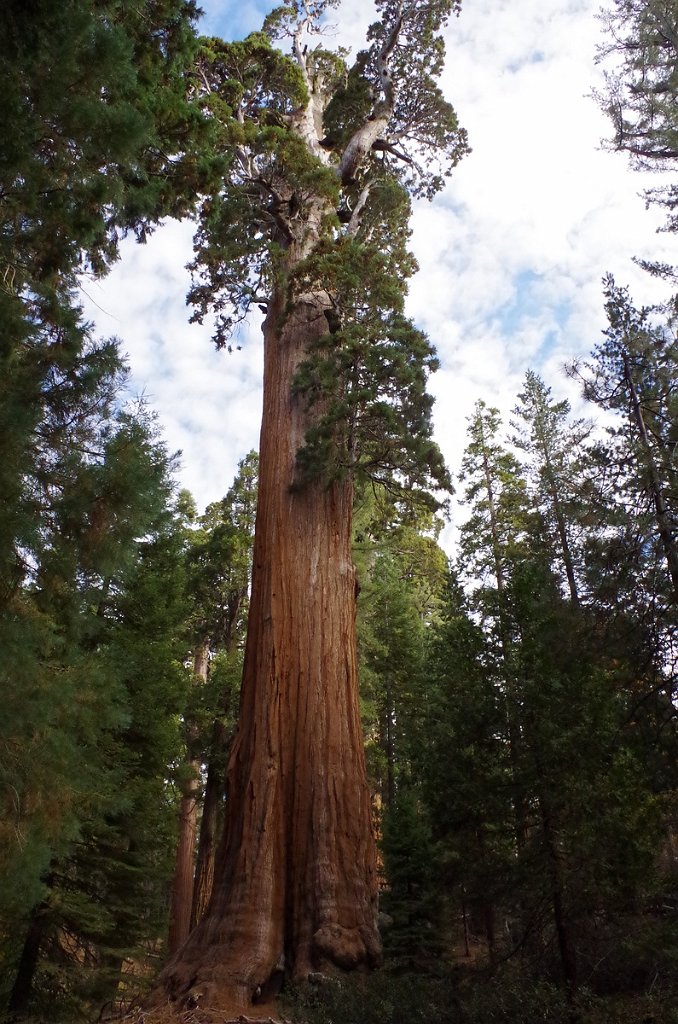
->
[122,1003,287,1024]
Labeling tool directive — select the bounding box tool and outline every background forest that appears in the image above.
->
[1,0,678,1022]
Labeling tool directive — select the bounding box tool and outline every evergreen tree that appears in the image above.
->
[416,576,516,962]
[596,0,678,233]
[380,787,441,970]
[167,454,258,953]
[1,377,193,1019]
[570,276,678,609]
[511,370,594,607]
[0,0,210,293]
[458,400,530,608]
[501,556,660,992]
[457,400,531,861]
[0,0,214,654]
[354,484,448,809]
[360,554,428,808]
[156,1,468,1011]
[189,454,257,932]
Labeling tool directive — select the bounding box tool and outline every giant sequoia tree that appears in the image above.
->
[158,0,467,1012]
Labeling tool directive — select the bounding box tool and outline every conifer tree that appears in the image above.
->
[1,375,192,1020]
[416,575,516,962]
[0,0,213,635]
[354,484,448,809]
[457,401,530,861]
[596,0,678,233]
[189,453,258,930]
[157,1,467,1011]
[571,276,678,606]
[511,370,593,606]
[167,454,258,953]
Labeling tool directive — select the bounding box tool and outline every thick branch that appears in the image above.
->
[338,9,403,183]
[346,182,372,237]
[371,138,415,166]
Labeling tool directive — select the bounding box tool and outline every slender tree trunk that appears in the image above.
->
[532,417,580,607]
[538,794,577,992]
[479,435,527,849]
[167,644,208,956]
[7,896,51,1016]
[383,679,396,808]
[192,580,248,928]
[623,352,678,602]
[157,280,380,1013]
[522,703,577,991]
[190,718,229,929]
[552,500,579,607]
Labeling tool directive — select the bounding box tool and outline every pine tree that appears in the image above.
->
[354,484,448,809]
[596,0,678,233]
[0,0,213,641]
[511,370,593,606]
[0,0,210,294]
[501,555,659,992]
[417,575,516,962]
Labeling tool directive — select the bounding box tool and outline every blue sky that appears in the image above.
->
[199,0,272,40]
[81,0,675,549]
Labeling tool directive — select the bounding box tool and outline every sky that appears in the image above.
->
[81,0,675,548]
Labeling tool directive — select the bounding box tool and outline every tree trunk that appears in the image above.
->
[190,718,229,929]
[538,794,577,992]
[167,644,208,956]
[7,895,51,1016]
[623,352,678,602]
[383,679,396,808]
[479,434,527,850]
[157,283,381,1014]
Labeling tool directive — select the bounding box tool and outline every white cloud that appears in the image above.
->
[81,219,263,509]
[82,1,675,550]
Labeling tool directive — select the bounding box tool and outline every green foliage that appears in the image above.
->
[511,370,593,604]
[293,306,449,505]
[186,0,466,503]
[0,0,211,291]
[457,399,530,611]
[359,554,428,799]
[570,276,678,616]
[0,368,193,1017]
[353,484,449,808]
[185,450,258,650]
[322,53,376,153]
[380,788,443,968]
[363,1,470,198]
[284,971,461,1024]
[596,0,678,231]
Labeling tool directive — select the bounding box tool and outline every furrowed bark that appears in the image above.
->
[167,644,209,956]
[156,275,380,1014]
[152,7,419,1009]
[190,718,229,930]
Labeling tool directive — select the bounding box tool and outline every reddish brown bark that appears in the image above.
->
[157,284,381,1013]
[190,718,229,929]
[167,644,209,956]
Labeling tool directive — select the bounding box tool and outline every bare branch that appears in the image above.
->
[371,138,415,166]
[338,7,405,183]
[346,182,372,237]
